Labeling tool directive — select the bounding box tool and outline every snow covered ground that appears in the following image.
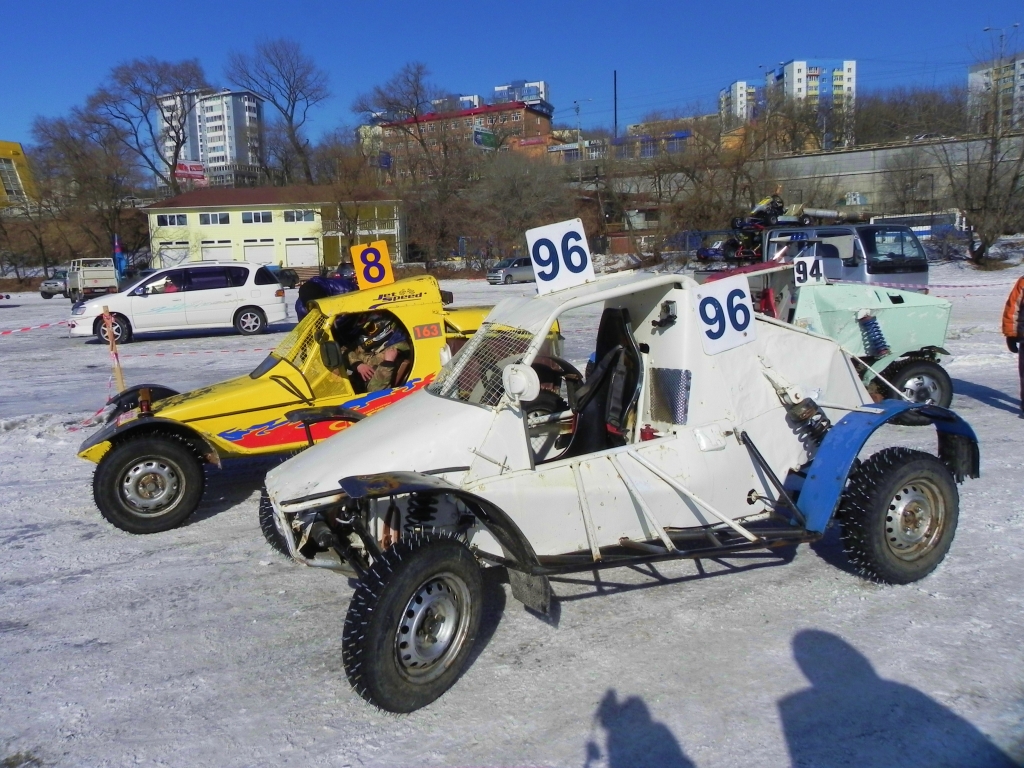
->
[1,265,1022,767]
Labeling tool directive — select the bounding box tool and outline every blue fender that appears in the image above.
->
[799,400,979,533]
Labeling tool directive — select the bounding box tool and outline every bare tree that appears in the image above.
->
[879,147,933,214]
[85,58,209,195]
[226,39,330,185]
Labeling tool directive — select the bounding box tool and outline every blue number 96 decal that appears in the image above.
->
[531,238,560,281]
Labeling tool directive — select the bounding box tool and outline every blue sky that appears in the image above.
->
[2,0,1020,145]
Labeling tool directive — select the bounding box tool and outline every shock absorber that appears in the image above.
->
[787,398,833,446]
[404,492,438,534]
[857,312,891,357]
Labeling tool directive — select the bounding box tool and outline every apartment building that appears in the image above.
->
[157,89,266,189]
[493,80,553,118]
[719,81,762,124]
[968,54,1024,130]
[0,141,34,206]
[766,60,857,109]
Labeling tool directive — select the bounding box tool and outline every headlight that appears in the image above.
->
[72,304,87,315]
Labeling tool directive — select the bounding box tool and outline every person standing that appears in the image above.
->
[1002,275,1024,415]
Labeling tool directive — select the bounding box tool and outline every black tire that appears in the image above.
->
[503,275,513,285]
[93,435,205,534]
[884,359,952,408]
[234,307,267,335]
[95,314,132,344]
[838,447,959,584]
[342,532,482,712]
[259,485,290,557]
[41,292,53,299]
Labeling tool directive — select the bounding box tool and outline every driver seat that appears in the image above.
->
[562,308,642,459]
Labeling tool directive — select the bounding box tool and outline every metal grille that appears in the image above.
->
[649,368,691,424]
[273,307,326,369]
[428,322,534,407]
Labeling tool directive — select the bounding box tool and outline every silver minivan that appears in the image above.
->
[487,256,535,285]
[765,224,929,288]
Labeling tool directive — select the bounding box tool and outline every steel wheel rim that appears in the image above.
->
[902,373,941,404]
[885,477,946,561]
[395,571,472,683]
[239,312,261,332]
[120,457,183,514]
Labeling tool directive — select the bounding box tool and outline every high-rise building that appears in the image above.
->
[493,80,553,117]
[765,60,857,111]
[968,54,1024,130]
[157,89,265,188]
[719,81,762,123]
[0,141,34,206]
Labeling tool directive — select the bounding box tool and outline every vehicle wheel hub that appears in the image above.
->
[396,572,470,681]
[121,459,181,513]
[885,480,944,560]
[902,374,940,404]
[240,313,260,332]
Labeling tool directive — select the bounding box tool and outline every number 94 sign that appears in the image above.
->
[693,275,757,355]
[351,240,395,291]
[525,218,596,295]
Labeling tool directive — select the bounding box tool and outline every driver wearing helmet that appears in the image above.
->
[345,312,411,393]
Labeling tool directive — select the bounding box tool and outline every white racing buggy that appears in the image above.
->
[262,268,979,712]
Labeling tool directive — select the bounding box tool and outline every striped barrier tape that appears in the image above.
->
[0,320,68,335]
[119,347,270,359]
[834,279,1019,290]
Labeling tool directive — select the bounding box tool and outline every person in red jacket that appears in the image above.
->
[1003,275,1024,415]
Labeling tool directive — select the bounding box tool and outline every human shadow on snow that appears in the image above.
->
[779,630,1016,767]
[584,689,695,768]
[950,377,1021,415]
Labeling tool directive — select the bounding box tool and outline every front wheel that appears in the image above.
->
[885,359,952,408]
[503,275,513,285]
[95,314,132,344]
[235,307,267,336]
[41,292,53,299]
[93,435,205,533]
[342,533,482,712]
[838,447,959,584]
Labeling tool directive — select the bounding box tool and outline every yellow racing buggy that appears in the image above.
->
[78,276,490,534]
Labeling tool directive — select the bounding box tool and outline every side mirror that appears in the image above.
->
[502,363,540,404]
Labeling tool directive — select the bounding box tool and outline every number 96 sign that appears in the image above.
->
[693,275,757,355]
[525,218,595,295]
[351,240,395,291]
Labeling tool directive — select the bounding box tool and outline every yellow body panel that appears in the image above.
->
[78,276,490,463]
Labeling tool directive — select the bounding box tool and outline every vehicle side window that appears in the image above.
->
[227,266,249,287]
[185,268,230,291]
[516,258,529,267]
[254,267,278,285]
[143,270,185,295]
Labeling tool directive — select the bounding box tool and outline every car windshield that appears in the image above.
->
[492,258,515,270]
[428,322,534,407]
[261,306,352,398]
[860,227,926,263]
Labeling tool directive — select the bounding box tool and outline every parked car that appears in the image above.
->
[487,257,536,285]
[265,264,300,289]
[40,270,68,299]
[67,262,287,343]
[76,275,490,534]
[262,268,977,712]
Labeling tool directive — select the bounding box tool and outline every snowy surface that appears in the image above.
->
[1,266,1023,767]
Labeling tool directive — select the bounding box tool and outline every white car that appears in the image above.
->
[262,268,978,712]
[68,262,287,342]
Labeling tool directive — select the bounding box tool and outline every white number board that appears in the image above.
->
[693,274,758,355]
[525,218,596,295]
[793,255,825,285]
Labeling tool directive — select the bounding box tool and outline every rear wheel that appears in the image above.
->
[885,359,952,407]
[838,447,958,584]
[235,307,267,335]
[95,314,132,344]
[342,533,482,712]
[93,435,205,533]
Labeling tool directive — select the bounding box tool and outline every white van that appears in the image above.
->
[764,224,929,289]
[68,262,287,342]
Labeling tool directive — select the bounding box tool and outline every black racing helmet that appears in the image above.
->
[358,313,397,347]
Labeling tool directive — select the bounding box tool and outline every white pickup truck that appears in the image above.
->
[68,258,118,303]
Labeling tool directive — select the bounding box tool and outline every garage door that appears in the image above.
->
[158,247,189,267]
[243,245,275,264]
[285,243,319,267]
[201,246,232,262]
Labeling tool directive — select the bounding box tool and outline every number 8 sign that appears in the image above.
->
[351,240,395,291]
[693,274,758,355]
[525,218,596,295]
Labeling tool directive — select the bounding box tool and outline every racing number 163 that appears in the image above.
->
[698,289,751,340]
[531,231,589,281]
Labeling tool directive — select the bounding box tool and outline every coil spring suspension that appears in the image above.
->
[788,399,833,445]
[858,314,891,357]
[404,492,438,534]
